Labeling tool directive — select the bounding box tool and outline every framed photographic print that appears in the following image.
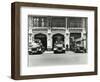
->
[11,2,98,80]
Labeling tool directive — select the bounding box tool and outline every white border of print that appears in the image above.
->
[20,7,94,75]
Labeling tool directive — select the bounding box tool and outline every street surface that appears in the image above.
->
[28,51,87,67]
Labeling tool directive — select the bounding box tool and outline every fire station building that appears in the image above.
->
[28,16,87,51]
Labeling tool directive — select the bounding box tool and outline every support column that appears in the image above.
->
[65,18,70,50]
[81,18,86,49]
[28,16,33,27]
[65,30,70,50]
[28,28,33,44]
[47,27,52,51]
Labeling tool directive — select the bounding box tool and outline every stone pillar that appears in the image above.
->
[65,30,70,50]
[28,28,33,43]
[28,16,34,44]
[81,18,86,49]
[83,33,86,49]
[47,27,52,51]
[65,18,70,50]
[28,16,33,27]
[42,18,44,27]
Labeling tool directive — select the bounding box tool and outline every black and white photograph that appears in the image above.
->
[28,16,88,66]
[11,2,97,79]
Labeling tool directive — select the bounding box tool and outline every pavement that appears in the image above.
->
[44,51,75,54]
[28,51,87,67]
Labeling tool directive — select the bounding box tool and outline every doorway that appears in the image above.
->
[34,33,47,50]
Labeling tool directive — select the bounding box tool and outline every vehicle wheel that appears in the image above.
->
[63,50,65,53]
[40,52,43,54]
[38,51,42,54]
[28,51,32,55]
[54,51,57,54]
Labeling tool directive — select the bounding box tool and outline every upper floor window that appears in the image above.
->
[51,17,66,27]
[67,17,83,28]
[33,17,48,27]
[28,16,66,27]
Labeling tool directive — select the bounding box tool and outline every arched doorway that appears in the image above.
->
[70,33,81,51]
[52,33,64,49]
[34,33,47,50]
